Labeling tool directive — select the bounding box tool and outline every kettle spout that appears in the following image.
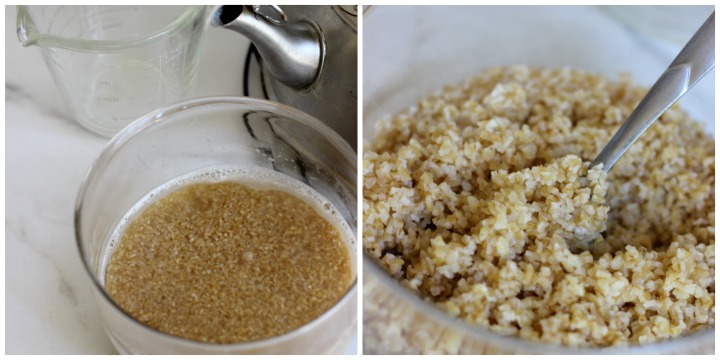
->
[211,5,322,89]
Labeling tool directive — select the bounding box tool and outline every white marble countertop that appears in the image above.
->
[5,5,357,354]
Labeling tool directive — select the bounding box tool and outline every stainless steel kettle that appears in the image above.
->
[211,5,357,149]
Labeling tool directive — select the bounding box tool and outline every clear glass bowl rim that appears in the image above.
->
[365,256,714,354]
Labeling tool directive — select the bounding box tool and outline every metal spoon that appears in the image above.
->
[571,12,714,254]
[591,12,714,172]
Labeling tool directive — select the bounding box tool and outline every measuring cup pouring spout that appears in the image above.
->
[211,5,322,89]
[16,6,43,47]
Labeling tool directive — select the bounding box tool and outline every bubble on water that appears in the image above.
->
[104,165,357,267]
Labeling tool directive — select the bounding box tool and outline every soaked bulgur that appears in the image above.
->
[106,181,353,344]
[363,66,714,348]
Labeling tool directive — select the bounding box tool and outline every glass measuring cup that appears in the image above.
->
[16,6,209,137]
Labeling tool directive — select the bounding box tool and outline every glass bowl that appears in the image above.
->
[75,96,357,354]
[362,5,714,355]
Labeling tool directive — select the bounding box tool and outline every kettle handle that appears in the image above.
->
[252,5,287,24]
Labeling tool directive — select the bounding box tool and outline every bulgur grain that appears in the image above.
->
[363,66,714,349]
[106,181,353,344]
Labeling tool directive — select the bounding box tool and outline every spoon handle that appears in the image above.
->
[591,12,714,171]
